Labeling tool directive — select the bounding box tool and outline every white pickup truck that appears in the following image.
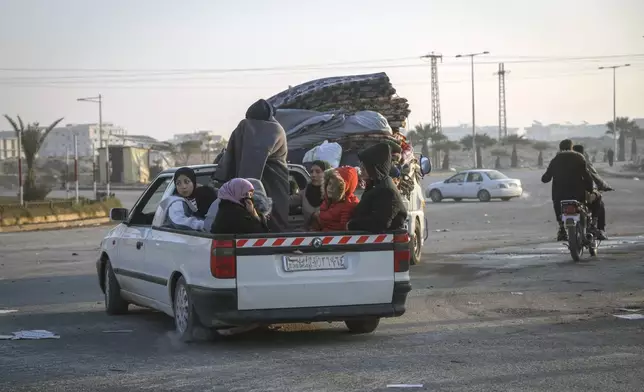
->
[97,164,412,341]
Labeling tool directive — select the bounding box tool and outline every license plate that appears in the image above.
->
[282,254,347,272]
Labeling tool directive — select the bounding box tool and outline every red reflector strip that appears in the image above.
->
[234,234,394,248]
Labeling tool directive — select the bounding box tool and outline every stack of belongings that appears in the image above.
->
[267,72,413,168]
[267,72,411,131]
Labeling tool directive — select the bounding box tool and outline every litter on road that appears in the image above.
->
[7,330,60,340]
[387,384,424,388]
[613,314,644,320]
[0,309,17,314]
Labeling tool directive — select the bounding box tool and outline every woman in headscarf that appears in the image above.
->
[289,160,331,230]
[211,178,269,234]
[160,167,205,231]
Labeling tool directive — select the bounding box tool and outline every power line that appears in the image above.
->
[1,53,644,76]
[1,65,642,89]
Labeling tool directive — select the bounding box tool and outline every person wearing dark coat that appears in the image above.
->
[347,143,407,233]
[572,144,612,239]
[541,139,594,241]
[193,185,217,219]
[211,178,269,235]
[213,99,289,232]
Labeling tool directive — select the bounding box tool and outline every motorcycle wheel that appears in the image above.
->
[567,223,582,262]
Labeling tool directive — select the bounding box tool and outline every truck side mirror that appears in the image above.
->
[109,208,129,222]
[419,155,432,176]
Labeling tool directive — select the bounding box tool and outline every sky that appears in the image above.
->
[0,0,643,141]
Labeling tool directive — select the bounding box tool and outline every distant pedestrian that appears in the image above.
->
[607,148,615,167]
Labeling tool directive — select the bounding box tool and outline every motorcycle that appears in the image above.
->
[560,189,611,261]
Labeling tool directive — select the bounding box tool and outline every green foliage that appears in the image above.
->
[3,115,64,200]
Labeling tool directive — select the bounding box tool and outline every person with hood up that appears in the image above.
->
[213,99,290,232]
[290,160,331,230]
[211,178,269,235]
[347,143,407,232]
[314,166,360,232]
[158,167,205,231]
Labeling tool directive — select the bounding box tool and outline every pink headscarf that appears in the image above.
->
[218,178,254,205]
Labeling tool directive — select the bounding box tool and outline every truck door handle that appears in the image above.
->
[136,241,143,250]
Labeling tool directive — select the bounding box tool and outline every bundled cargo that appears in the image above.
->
[267,72,410,129]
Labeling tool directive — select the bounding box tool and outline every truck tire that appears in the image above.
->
[104,261,129,315]
[345,318,380,334]
[173,276,213,342]
[410,223,422,266]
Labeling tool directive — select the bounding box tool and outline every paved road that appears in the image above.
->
[1,168,644,391]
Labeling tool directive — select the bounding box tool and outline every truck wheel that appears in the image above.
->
[345,318,380,334]
[174,276,212,342]
[410,224,422,266]
[104,261,129,315]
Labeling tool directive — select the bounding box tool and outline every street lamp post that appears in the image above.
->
[456,51,490,168]
[598,64,630,160]
[77,94,109,197]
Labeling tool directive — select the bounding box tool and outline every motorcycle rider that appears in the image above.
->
[541,139,594,241]
[572,144,612,240]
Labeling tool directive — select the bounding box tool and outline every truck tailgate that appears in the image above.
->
[235,234,396,310]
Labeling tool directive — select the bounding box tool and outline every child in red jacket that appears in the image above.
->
[314,166,360,232]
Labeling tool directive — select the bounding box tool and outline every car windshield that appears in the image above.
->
[485,170,509,180]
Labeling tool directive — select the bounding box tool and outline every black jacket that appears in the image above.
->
[541,150,594,202]
[211,199,269,235]
[348,143,407,232]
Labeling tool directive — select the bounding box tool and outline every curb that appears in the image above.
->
[595,169,641,179]
[0,217,111,233]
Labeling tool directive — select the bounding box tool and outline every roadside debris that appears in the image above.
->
[3,330,60,340]
[102,330,133,334]
[0,309,17,314]
[511,292,524,295]
[613,314,644,320]
[387,384,424,388]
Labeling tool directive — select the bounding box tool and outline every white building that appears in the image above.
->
[39,123,127,158]
[171,130,222,145]
[0,130,22,160]
[524,121,607,141]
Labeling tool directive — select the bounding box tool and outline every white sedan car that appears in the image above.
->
[425,169,523,202]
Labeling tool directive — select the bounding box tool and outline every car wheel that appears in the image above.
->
[345,318,380,334]
[410,222,422,266]
[104,261,129,315]
[477,190,491,202]
[453,198,463,202]
[174,276,212,342]
[429,189,442,203]
[501,197,511,201]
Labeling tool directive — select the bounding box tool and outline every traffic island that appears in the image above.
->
[0,198,122,233]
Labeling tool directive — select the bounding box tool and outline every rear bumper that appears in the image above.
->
[490,187,522,198]
[188,281,412,327]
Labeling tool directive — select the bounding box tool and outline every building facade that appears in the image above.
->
[39,123,127,158]
[171,130,222,145]
[0,131,22,160]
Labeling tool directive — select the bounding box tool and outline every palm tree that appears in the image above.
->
[432,139,460,170]
[489,148,510,169]
[532,141,551,168]
[409,123,436,160]
[606,117,641,162]
[4,115,64,200]
[502,134,532,168]
[460,133,497,168]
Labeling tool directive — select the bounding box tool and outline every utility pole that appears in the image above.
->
[420,52,443,134]
[73,134,79,203]
[421,52,443,167]
[77,94,108,197]
[456,51,490,168]
[494,63,510,140]
[598,64,630,160]
[17,129,23,206]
